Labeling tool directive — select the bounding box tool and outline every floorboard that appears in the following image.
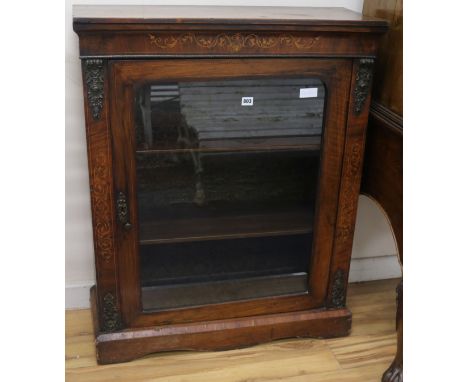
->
[65,278,400,381]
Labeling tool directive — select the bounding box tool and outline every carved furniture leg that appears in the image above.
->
[382,280,403,382]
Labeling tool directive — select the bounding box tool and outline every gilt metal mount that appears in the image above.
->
[330,269,346,308]
[353,58,374,114]
[84,59,104,120]
[102,292,121,332]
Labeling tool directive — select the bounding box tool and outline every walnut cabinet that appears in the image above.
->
[73,5,387,364]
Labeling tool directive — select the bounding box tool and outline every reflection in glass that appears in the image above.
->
[134,77,325,311]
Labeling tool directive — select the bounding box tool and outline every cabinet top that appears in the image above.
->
[73,5,387,32]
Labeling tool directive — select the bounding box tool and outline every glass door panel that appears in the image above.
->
[134,77,326,311]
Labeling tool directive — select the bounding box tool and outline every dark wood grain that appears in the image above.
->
[75,5,387,364]
[81,59,122,332]
[73,5,387,29]
[73,6,386,58]
[91,284,351,364]
[362,1,402,380]
[325,57,374,309]
[139,208,313,245]
[363,0,402,115]
[362,102,403,382]
[362,102,402,259]
[76,30,382,58]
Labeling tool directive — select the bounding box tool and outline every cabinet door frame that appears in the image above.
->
[108,58,354,328]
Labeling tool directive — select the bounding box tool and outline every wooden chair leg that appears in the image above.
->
[382,280,403,382]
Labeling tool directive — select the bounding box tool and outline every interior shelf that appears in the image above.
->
[135,136,322,154]
[139,208,314,245]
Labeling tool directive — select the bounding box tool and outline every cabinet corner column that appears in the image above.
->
[326,58,375,308]
[81,58,122,332]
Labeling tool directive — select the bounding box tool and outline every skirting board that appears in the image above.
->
[66,281,96,309]
[65,255,401,309]
[348,255,401,282]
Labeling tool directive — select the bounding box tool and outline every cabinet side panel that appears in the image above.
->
[307,61,352,304]
[327,58,374,308]
[81,59,121,332]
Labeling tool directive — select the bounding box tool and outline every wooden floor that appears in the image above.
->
[66,278,399,382]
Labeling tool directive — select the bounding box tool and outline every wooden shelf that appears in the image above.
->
[136,136,322,154]
[139,209,314,245]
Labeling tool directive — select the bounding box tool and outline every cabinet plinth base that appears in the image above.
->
[91,286,352,364]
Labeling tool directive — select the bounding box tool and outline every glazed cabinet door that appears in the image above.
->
[109,58,352,327]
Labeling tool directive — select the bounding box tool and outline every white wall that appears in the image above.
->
[65,0,400,309]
